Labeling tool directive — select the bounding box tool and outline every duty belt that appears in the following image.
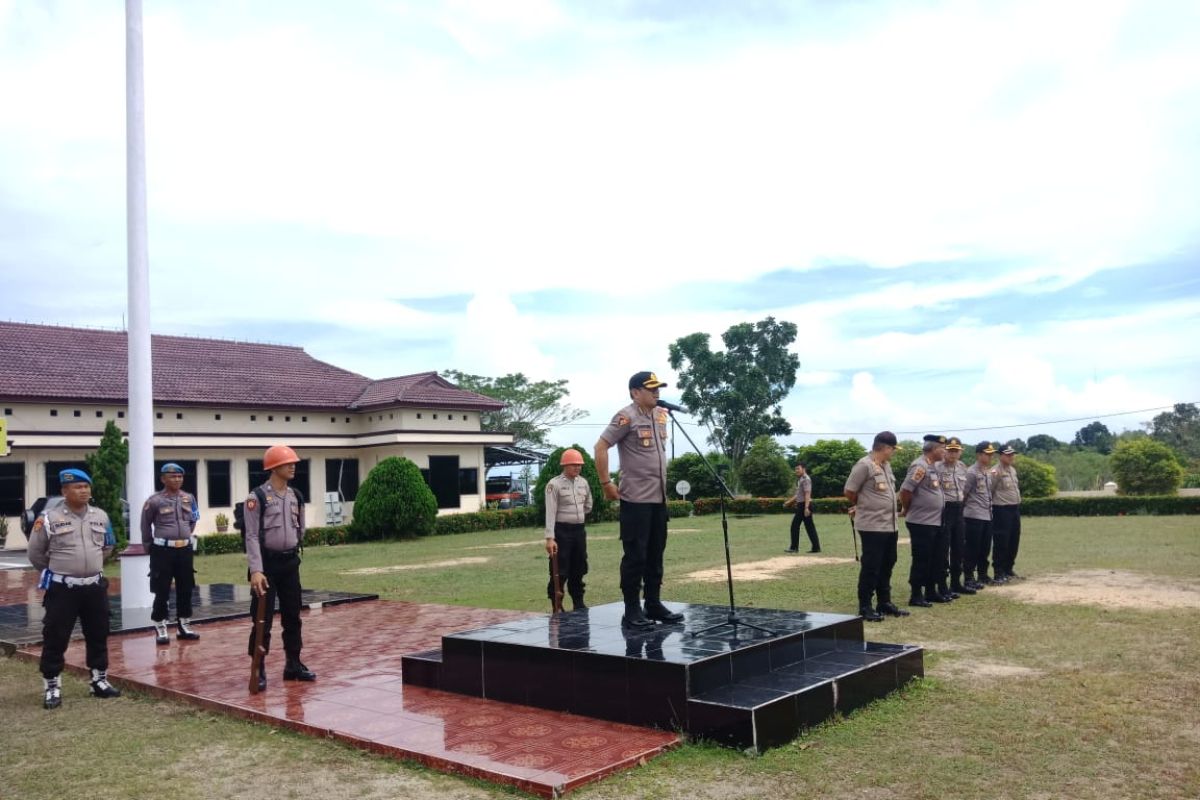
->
[153,537,191,548]
[50,573,103,587]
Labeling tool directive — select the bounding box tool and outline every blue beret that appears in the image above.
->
[59,468,92,486]
[160,462,185,475]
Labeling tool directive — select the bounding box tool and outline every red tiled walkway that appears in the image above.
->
[25,599,679,797]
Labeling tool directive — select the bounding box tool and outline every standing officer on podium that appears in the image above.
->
[595,371,685,629]
[141,462,201,644]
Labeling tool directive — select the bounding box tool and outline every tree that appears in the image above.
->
[787,439,867,499]
[889,440,923,486]
[352,457,438,538]
[85,420,129,553]
[1026,434,1064,454]
[666,452,732,499]
[737,436,793,497]
[1072,421,1114,454]
[667,317,800,480]
[1013,456,1057,498]
[1004,438,1028,455]
[1110,438,1184,496]
[442,371,586,449]
[1148,403,1200,461]
[1042,449,1112,491]
[533,444,610,522]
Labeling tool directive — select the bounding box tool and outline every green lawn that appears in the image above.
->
[3,513,1198,799]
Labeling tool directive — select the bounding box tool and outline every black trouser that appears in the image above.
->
[150,543,195,621]
[247,550,304,660]
[547,522,588,601]
[40,579,110,678]
[789,510,820,551]
[964,516,991,580]
[942,502,966,586]
[906,521,940,596]
[992,505,1021,575]
[856,530,897,608]
[619,501,668,602]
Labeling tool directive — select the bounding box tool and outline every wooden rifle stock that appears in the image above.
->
[249,589,267,694]
[549,554,564,614]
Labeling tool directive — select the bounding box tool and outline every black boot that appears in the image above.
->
[877,601,911,618]
[643,586,684,623]
[283,657,316,682]
[937,582,959,600]
[908,589,932,608]
[89,669,121,698]
[859,605,883,622]
[176,617,201,640]
[257,661,267,692]
[621,594,656,630]
[43,676,62,710]
[951,577,976,595]
[570,593,587,611]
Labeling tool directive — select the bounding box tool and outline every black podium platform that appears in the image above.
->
[402,602,923,752]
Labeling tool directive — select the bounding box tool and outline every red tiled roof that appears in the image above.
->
[0,322,504,412]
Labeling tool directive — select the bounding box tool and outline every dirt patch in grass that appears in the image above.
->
[341,557,490,575]
[937,658,1045,681]
[685,555,855,583]
[1004,569,1200,611]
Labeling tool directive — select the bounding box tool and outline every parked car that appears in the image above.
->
[485,475,528,509]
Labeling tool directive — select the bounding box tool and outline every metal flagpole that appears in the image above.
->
[119,0,154,609]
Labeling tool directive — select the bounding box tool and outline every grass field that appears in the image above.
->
[3,513,1198,799]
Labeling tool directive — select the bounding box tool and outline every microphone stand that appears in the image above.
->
[665,408,775,640]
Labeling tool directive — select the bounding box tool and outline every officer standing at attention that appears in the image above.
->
[784,463,821,553]
[246,445,315,689]
[27,468,121,709]
[900,435,949,607]
[937,437,974,597]
[595,371,685,629]
[962,442,995,588]
[141,462,201,644]
[545,448,594,611]
[989,444,1023,581]
[844,431,908,622]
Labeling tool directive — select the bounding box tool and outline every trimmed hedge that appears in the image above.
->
[196,525,350,555]
[691,495,1199,517]
[692,497,851,516]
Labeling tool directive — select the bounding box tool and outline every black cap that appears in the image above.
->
[628,371,668,390]
[923,434,947,444]
[976,441,997,454]
[872,430,899,448]
[999,444,1017,455]
[945,436,963,450]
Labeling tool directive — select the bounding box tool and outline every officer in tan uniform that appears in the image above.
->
[937,437,974,597]
[595,371,684,629]
[844,431,909,622]
[962,441,995,588]
[246,445,314,689]
[27,468,121,709]
[989,444,1023,581]
[545,448,594,610]
[141,462,201,644]
[900,434,949,607]
[784,463,820,553]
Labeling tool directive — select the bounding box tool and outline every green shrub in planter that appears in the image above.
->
[352,457,438,540]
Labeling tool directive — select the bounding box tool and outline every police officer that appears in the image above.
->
[784,463,821,553]
[545,448,593,610]
[937,437,974,597]
[900,434,949,607]
[990,444,1023,581]
[27,468,121,709]
[246,445,314,689]
[595,371,684,629]
[844,431,909,622]
[962,442,995,588]
[141,462,201,644]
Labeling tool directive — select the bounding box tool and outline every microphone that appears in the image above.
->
[656,399,688,414]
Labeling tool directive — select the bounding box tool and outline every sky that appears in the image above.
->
[2,0,1198,453]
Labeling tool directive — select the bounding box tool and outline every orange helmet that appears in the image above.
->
[559,448,584,467]
[263,445,301,471]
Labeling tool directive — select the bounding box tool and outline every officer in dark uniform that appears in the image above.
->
[141,462,201,644]
[844,431,909,622]
[900,435,949,607]
[27,468,121,709]
[246,444,314,689]
[595,371,684,629]
[937,437,974,596]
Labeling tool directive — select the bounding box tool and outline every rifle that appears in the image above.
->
[248,589,268,694]
[849,513,860,562]
[549,554,564,614]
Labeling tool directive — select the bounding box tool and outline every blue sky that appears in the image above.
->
[2,0,1198,451]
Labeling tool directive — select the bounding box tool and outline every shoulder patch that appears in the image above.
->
[143,501,150,511]
[33,517,44,533]
[246,498,257,511]
[913,466,927,482]
[616,415,629,426]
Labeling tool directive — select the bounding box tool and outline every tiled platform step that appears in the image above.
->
[401,602,923,752]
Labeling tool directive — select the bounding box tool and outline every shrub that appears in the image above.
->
[432,506,541,535]
[1020,495,1198,516]
[531,445,612,525]
[195,533,243,555]
[1110,438,1185,495]
[352,457,438,539]
[738,436,793,497]
[667,452,732,499]
[1014,455,1057,498]
[667,500,694,518]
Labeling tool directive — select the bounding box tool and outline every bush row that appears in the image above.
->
[691,495,1198,517]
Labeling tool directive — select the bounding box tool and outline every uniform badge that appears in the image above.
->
[246,498,257,511]
[616,415,629,426]
[32,517,44,533]
[913,466,926,482]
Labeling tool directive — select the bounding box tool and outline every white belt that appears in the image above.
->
[153,537,191,548]
[51,573,103,587]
